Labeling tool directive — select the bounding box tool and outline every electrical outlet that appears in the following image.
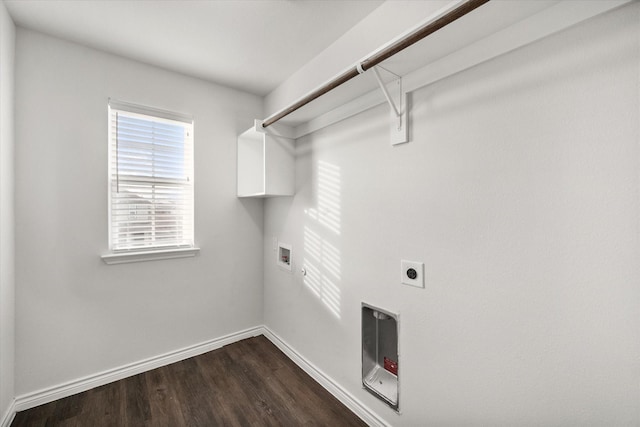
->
[401,260,424,288]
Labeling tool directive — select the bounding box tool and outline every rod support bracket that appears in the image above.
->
[255,119,295,139]
[371,66,408,146]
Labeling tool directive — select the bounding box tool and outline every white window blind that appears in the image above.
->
[108,100,194,252]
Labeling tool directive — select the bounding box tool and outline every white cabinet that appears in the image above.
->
[237,123,295,197]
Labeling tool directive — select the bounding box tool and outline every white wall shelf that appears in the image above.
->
[237,121,295,198]
[265,0,631,139]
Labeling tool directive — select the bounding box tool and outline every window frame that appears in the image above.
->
[102,99,199,264]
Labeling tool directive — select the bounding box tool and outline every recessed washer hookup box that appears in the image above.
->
[362,303,399,411]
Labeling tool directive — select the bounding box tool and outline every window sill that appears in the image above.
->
[101,247,200,265]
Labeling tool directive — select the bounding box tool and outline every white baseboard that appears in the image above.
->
[14,325,263,412]
[262,326,390,427]
[0,398,15,427]
[12,325,387,426]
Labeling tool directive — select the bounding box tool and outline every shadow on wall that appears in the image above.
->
[303,161,342,318]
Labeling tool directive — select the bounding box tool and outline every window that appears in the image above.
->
[103,100,197,263]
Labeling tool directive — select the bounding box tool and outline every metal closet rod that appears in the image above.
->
[262,0,490,129]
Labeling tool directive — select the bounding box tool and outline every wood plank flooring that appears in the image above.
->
[12,335,367,427]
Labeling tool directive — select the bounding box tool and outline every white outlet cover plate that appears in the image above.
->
[401,260,424,288]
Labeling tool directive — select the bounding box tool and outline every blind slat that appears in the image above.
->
[109,104,194,251]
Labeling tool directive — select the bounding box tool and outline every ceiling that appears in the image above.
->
[4,0,384,96]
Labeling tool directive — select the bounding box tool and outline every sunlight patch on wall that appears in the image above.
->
[318,161,341,234]
[303,161,342,318]
[306,161,341,235]
[302,259,322,297]
[303,226,341,318]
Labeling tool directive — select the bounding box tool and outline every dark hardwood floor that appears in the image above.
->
[12,335,367,427]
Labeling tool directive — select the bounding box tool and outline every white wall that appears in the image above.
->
[264,3,640,426]
[14,29,264,395]
[0,0,15,421]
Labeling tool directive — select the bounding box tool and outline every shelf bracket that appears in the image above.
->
[370,66,408,146]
